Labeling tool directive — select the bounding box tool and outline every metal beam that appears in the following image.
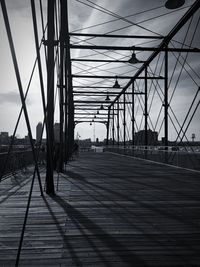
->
[58,0,66,173]
[66,0,74,161]
[75,113,114,116]
[123,92,126,148]
[46,0,55,195]
[75,117,108,119]
[69,32,164,39]
[74,103,109,105]
[72,75,134,79]
[112,105,115,145]
[75,120,107,123]
[72,59,130,63]
[75,108,106,110]
[75,116,105,118]
[106,108,111,145]
[144,67,148,148]
[117,100,120,146]
[73,91,143,95]
[74,100,133,104]
[132,82,135,147]
[70,44,200,53]
[75,108,122,110]
[72,75,164,79]
[74,93,126,96]
[1,0,43,194]
[73,86,122,88]
[164,46,168,161]
[110,0,200,106]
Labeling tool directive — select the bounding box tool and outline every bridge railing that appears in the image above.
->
[105,146,200,171]
[0,149,41,179]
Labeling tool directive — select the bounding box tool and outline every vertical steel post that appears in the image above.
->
[106,107,111,146]
[112,105,115,145]
[46,0,55,195]
[0,0,43,195]
[65,0,74,160]
[123,92,126,148]
[144,67,148,149]
[117,99,120,146]
[164,46,169,162]
[132,82,135,147]
[58,0,66,172]
[64,53,68,162]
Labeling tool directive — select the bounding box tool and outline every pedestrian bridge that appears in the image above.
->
[1,151,200,266]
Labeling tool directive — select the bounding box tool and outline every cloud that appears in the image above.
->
[0,0,199,141]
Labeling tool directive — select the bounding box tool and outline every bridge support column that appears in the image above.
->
[164,46,169,162]
[123,93,126,148]
[144,67,148,157]
[117,100,120,146]
[132,82,135,148]
[65,0,74,161]
[58,0,67,172]
[106,107,111,146]
[112,105,115,146]
[46,0,55,195]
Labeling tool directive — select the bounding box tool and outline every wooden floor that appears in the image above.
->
[0,151,200,266]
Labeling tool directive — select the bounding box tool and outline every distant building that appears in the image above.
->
[0,132,9,145]
[0,132,9,138]
[36,122,42,143]
[135,129,158,145]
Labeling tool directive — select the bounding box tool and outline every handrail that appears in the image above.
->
[105,145,200,171]
[0,149,45,181]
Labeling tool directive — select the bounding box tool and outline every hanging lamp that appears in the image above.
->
[128,51,141,64]
[165,0,185,9]
[100,104,104,110]
[105,91,110,101]
[113,76,120,88]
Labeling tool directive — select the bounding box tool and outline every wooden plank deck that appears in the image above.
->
[0,151,200,266]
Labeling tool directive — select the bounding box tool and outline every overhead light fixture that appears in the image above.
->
[100,104,104,110]
[165,0,185,9]
[105,92,110,101]
[113,76,120,88]
[128,51,141,64]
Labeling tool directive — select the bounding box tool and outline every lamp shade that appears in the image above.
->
[165,0,185,9]
[113,77,120,88]
[128,52,140,64]
[100,104,104,110]
[105,92,110,101]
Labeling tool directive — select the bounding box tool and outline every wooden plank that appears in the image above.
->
[0,152,200,266]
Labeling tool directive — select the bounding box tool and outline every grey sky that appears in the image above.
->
[0,0,199,142]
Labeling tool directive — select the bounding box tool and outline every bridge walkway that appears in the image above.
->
[0,151,200,266]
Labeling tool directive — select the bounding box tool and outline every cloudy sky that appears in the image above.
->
[0,0,199,142]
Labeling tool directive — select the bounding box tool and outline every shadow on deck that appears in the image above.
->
[0,151,200,266]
